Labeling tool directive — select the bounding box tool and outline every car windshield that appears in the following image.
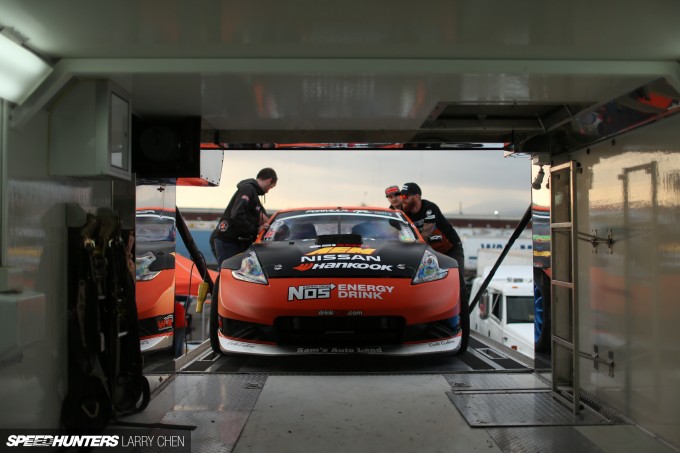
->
[136,211,176,242]
[262,209,418,243]
[506,296,535,323]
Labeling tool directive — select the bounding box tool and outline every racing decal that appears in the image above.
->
[156,314,174,331]
[293,262,393,271]
[337,283,394,299]
[218,220,228,231]
[301,254,381,263]
[287,283,394,300]
[294,246,389,271]
[288,284,336,301]
[304,209,371,214]
[297,347,383,353]
[306,246,376,255]
[317,310,363,316]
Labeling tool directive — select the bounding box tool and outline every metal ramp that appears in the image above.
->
[445,371,621,427]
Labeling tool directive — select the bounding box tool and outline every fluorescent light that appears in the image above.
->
[0,33,53,104]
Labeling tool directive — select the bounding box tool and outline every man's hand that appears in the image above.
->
[259,212,270,225]
[419,222,436,238]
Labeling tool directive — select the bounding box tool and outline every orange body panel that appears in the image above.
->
[137,270,175,322]
[218,271,459,326]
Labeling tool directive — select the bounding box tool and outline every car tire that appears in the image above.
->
[534,268,551,353]
[456,282,470,355]
[209,276,223,356]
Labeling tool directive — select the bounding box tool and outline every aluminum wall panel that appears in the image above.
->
[553,113,680,448]
[0,110,116,428]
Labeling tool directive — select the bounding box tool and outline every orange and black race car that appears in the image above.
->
[135,208,177,353]
[210,207,468,356]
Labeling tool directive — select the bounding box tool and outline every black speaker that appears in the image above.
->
[132,115,202,178]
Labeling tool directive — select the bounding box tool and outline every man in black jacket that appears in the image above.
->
[400,182,465,287]
[211,168,277,267]
[400,181,469,352]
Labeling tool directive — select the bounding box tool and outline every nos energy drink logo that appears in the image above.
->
[288,284,335,300]
[288,284,394,301]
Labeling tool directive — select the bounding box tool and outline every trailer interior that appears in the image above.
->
[1,1,679,451]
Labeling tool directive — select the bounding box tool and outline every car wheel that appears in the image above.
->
[456,287,470,355]
[209,276,223,355]
[534,268,551,353]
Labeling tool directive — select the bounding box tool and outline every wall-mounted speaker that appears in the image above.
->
[132,115,202,178]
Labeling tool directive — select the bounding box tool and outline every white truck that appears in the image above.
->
[469,259,535,359]
[459,232,533,281]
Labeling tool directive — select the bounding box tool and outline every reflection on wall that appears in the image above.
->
[135,184,177,354]
[531,164,551,269]
[563,114,680,447]
[2,176,113,427]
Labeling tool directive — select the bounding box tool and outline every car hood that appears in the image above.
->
[238,241,439,278]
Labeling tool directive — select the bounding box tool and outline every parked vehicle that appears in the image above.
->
[469,264,535,358]
[460,232,533,281]
[135,208,177,353]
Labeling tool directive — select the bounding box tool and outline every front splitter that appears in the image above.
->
[217,333,461,356]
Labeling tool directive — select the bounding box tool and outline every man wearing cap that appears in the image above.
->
[385,185,403,211]
[400,182,468,351]
[400,181,466,295]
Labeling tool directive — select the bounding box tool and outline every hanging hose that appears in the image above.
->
[468,204,533,313]
[175,206,215,295]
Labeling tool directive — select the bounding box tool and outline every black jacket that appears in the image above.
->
[408,199,463,254]
[213,178,266,242]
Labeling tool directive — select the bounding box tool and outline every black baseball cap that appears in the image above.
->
[400,182,422,196]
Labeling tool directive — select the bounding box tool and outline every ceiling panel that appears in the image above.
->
[3,0,680,146]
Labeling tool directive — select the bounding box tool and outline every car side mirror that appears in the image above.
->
[479,291,490,319]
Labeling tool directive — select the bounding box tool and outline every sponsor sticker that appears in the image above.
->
[288,284,336,301]
[293,262,393,272]
[296,347,383,353]
[306,246,376,255]
[287,283,394,300]
[156,314,173,331]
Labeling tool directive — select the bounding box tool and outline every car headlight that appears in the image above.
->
[136,251,161,281]
[412,250,448,284]
[231,250,268,285]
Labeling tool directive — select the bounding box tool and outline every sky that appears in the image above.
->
[176,149,533,218]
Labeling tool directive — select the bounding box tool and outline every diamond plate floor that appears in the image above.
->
[447,391,617,427]
[487,426,606,453]
[445,372,549,391]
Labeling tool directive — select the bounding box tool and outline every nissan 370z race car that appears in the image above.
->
[210,207,469,356]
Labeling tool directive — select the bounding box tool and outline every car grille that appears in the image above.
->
[274,316,405,346]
